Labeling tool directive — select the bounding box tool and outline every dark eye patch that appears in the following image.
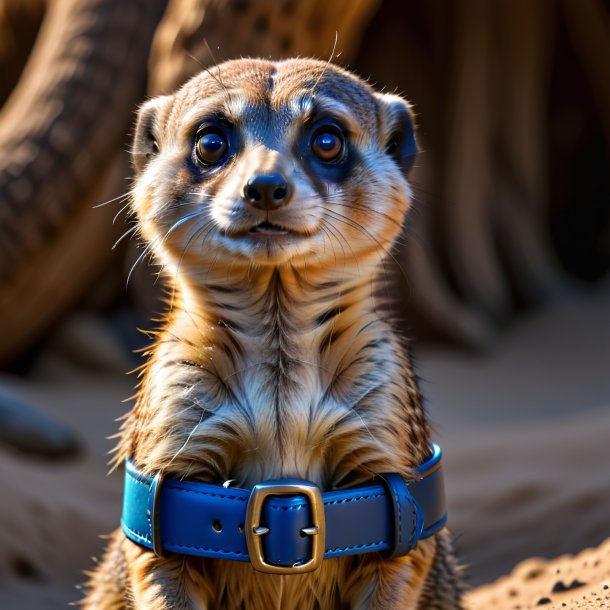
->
[384,108,416,174]
[296,118,354,188]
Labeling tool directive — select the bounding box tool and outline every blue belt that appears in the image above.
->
[121,444,446,574]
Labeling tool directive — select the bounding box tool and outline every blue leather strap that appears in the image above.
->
[121,444,446,568]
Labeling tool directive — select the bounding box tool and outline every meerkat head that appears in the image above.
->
[131,58,416,277]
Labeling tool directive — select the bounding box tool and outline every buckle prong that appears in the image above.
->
[245,481,326,575]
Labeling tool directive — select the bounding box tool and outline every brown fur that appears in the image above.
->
[83,58,463,609]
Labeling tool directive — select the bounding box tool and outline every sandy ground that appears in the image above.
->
[0,279,608,609]
[466,538,610,609]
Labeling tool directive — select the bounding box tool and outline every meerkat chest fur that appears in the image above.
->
[114,58,439,608]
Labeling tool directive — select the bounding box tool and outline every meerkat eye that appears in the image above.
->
[311,126,344,162]
[195,127,228,165]
[385,138,398,158]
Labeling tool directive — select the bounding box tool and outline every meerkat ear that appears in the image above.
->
[132,95,173,174]
[375,93,417,175]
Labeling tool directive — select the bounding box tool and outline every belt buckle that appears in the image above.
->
[245,481,326,574]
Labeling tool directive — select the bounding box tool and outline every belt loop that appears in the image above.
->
[149,470,165,557]
[378,473,424,558]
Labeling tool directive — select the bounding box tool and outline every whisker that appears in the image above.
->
[156,217,213,283]
[322,209,407,312]
[203,39,230,103]
[112,224,140,250]
[311,31,339,97]
[125,242,153,288]
[320,217,356,273]
[92,191,130,209]
[113,200,134,225]
[203,231,223,278]
[159,212,207,245]
[335,202,404,230]
[184,49,205,70]
[126,211,205,289]
[174,219,216,280]
[322,209,401,269]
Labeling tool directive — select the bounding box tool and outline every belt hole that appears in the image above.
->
[212,519,222,533]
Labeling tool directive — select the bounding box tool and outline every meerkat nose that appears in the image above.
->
[243,172,291,210]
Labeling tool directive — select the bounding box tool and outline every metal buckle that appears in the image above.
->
[245,481,326,574]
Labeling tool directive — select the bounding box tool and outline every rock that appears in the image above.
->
[0,386,80,458]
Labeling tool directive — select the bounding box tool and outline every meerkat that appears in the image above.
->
[83,58,464,610]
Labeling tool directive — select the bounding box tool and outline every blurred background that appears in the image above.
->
[0,0,608,607]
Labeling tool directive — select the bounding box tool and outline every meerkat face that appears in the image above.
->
[131,58,417,274]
